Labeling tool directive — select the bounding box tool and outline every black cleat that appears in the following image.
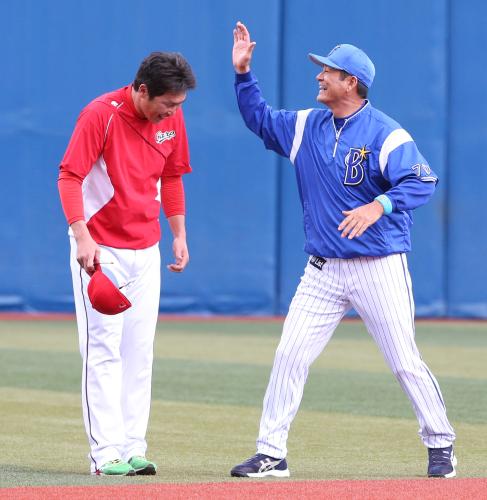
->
[231,453,290,478]
[427,445,457,478]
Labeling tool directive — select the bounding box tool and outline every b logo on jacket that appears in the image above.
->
[344,145,370,186]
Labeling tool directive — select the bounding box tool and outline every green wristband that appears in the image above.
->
[375,194,393,215]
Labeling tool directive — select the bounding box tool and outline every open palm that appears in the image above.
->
[232,21,256,73]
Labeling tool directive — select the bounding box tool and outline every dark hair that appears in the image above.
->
[133,52,196,98]
[339,70,368,99]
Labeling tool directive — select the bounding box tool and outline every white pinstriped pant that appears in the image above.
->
[257,253,455,458]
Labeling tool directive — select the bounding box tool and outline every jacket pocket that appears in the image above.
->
[303,201,312,239]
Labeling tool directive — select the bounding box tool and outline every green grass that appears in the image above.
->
[0,318,486,487]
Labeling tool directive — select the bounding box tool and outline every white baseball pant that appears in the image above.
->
[257,253,456,458]
[70,237,160,472]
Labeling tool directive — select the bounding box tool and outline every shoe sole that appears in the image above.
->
[92,470,137,476]
[134,464,157,475]
[428,455,457,479]
[231,469,290,478]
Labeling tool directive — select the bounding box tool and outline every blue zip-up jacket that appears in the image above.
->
[235,71,438,259]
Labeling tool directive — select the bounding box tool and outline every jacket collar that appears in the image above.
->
[338,99,370,123]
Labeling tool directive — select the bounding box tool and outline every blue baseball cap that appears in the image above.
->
[309,44,375,88]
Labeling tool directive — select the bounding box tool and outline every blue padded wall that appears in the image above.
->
[0,0,485,317]
[447,1,487,317]
[277,0,449,315]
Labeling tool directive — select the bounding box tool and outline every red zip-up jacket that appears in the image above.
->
[59,85,191,249]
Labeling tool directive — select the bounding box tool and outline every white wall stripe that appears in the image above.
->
[289,109,313,165]
[379,128,413,174]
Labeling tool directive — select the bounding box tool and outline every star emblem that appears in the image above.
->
[359,145,370,160]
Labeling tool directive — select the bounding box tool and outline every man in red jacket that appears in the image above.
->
[58,52,196,476]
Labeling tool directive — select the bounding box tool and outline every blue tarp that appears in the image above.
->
[0,0,485,317]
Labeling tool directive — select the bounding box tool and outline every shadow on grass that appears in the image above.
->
[0,463,155,488]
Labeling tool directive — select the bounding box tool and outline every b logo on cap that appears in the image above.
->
[328,45,342,56]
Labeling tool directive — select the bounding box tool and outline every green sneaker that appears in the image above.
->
[128,455,157,475]
[95,459,136,476]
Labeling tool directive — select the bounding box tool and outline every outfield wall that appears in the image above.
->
[0,0,486,317]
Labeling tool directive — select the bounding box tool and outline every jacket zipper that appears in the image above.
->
[333,119,348,158]
[332,101,369,158]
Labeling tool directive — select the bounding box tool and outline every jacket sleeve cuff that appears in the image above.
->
[235,71,253,84]
[374,194,393,215]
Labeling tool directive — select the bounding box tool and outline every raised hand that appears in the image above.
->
[232,21,256,74]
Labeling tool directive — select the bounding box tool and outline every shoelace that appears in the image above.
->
[429,449,451,465]
[244,454,267,465]
[104,459,122,466]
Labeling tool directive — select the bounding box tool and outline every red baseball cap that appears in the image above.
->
[87,264,132,315]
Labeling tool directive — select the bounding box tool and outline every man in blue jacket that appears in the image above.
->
[230,21,456,479]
